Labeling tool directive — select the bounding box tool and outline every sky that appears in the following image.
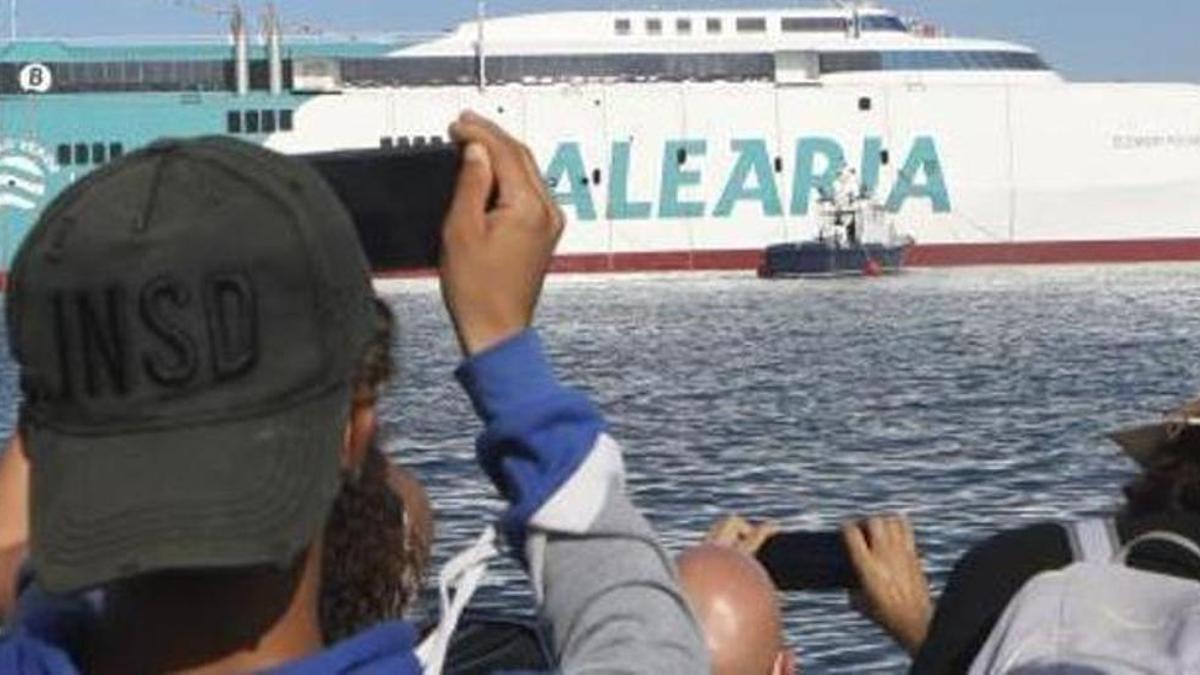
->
[7,0,1199,83]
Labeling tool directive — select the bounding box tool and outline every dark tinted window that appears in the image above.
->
[706,18,722,33]
[110,143,124,159]
[646,18,662,35]
[677,18,692,34]
[261,109,277,133]
[380,137,394,148]
[57,144,71,166]
[782,17,846,32]
[860,15,906,32]
[280,109,294,131]
[736,17,767,33]
[227,110,242,133]
[74,143,89,165]
[92,143,107,164]
[821,50,1049,73]
[245,110,260,133]
[615,18,631,35]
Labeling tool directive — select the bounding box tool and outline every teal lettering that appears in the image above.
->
[791,137,846,216]
[608,141,653,220]
[860,137,884,198]
[544,142,596,221]
[714,139,782,217]
[659,140,707,218]
[886,136,951,213]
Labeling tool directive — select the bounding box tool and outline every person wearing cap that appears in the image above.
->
[877,398,1200,674]
[0,113,708,673]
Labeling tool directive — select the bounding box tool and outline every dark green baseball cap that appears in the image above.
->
[6,136,375,593]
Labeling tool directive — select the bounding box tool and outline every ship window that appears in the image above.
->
[646,18,663,35]
[782,17,847,32]
[57,144,71,166]
[380,137,394,149]
[73,143,89,165]
[822,49,1051,73]
[227,110,242,134]
[860,15,906,32]
[430,135,445,146]
[615,18,631,35]
[706,18,722,34]
[110,143,124,159]
[880,149,890,165]
[280,109,294,131]
[245,110,260,133]
[736,17,767,33]
[397,137,411,148]
[261,109,277,133]
[413,136,427,147]
[92,143,107,164]
[858,96,872,111]
[676,18,692,34]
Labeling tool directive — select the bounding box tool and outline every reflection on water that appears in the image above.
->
[381,263,1200,673]
[2,263,1198,672]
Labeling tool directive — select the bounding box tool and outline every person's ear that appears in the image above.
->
[773,649,797,675]
[340,396,377,475]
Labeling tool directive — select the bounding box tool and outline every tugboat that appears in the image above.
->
[759,168,913,279]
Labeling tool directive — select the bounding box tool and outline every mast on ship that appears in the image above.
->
[231,2,249,96]
[265,1,283,96]
[476,0,487,92]
[9,0,16,42]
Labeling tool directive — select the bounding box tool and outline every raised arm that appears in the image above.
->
[0,435,29,621]
[439,112,709,673]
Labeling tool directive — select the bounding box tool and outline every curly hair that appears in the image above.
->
[319,297,428,643]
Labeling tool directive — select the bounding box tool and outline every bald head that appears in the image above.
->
[677,545,793,675]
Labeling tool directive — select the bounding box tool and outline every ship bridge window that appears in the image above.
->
[110,143,124,159]
[782,17,848,33]
[676,18,692,34]
[245,110,260,134]
[736,17,768,33]
[615,18,632,35]
[706,18,722,34]
[261,109,277,133]
[56,144,71,167]
[73,143,89,165]
[646,18,663,35]
[860,15,907,32]
[280,109,294,131]
[227,110,242,134]
[92,143,107,164]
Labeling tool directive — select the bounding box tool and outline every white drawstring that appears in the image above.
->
[416,525,502,674]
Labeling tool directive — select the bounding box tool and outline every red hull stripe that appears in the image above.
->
[7,239,1200,291]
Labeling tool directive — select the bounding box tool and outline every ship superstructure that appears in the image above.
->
[0,3,1198,274]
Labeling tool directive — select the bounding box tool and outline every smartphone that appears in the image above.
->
[303,145,462,271]
[759,531,859,591]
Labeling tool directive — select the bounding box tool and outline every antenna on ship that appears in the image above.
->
[9,0,16,42]
[476,0,488,92]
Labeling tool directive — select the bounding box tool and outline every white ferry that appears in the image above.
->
[1,2,1198,276]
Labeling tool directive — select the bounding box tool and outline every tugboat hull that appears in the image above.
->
[760,242,908,279]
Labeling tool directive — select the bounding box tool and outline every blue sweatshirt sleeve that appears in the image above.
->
[455,330,605,554]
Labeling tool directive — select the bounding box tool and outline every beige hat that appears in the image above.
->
[1110,399,1200,467]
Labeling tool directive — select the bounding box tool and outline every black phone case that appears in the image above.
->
[303,146,462,271]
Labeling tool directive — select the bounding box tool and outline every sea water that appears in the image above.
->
[4,263,1200,672]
